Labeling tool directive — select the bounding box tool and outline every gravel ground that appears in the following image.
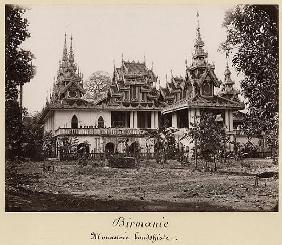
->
[5,158,278,212]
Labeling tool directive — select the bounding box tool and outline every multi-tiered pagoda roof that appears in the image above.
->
[161,13,244,114]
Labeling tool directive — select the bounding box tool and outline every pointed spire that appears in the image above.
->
[195,11,203,45]
[69,35,74,63]
[224,56,234,85]
[144,53,146,65]
[192,10,208,62]
[62,33,68,61]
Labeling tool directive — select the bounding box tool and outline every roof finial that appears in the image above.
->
[196,10,202,42]
[113,58,116,69]
[144,53,146,65]
[165,74,167,83]
[225,52,229,68]
[151,61,154,71]
[196,10,200,30]
[62,33,68,61]
[69,35,74,63]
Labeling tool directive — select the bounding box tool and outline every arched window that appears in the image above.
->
[98,116,104,128]
[71,115,78,129]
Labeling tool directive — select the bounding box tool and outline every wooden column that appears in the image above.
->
[151,111,155,129]
[225,109,230,131]
[189,108,195,128]
[229,110,234,151]
[144,112,148,128]
[195,108,200,125]
[229,110,233,132]
[172,112,177,128]
[154,111,159,129]
[130,111,134,128]
[134,111,138,128]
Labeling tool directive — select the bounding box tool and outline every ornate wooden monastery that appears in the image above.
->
[40,16,244,156]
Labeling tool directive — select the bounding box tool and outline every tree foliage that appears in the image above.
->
[189,112,226,163]
[5,5,35,159]
[5,4,34,101]
[5,100,22,160]
[84,71,111,100]
[221,5,278,150]
[21,112,44,160]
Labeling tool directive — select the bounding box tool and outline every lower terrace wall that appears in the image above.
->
[56,135,155,155]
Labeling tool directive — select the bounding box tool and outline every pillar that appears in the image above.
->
[151,111,155,129]
[172,112,177,128]
[225,109,230,131]
[130,111,134,128]
[154,112,159,129]
[134,111,138,128]
[195,108,200,125]
[229,110,233,132]
[229,110,234,151]
[188,108,195,128]
[144,112,148,128]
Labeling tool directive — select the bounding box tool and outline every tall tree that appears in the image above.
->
[5,5,34,159]
[188,112,226,170]
[220,5,278,154]
[21,112,44,160]
[84,71,111,100]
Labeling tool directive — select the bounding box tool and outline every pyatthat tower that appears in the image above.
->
[160,12,244,151]
[50,34,86,106]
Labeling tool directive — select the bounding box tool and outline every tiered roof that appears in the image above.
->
[219,62,240,101]
[161,12,244,113]
[105,58,161,110]
[50,34,87,107]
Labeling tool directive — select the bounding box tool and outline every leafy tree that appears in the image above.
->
[5,100,22,160]
[21,112,44,160]
[58,136,79,160]
[5,5,35,159]
[149,127,178,164]
[188,112,226,171]
[84,71,111,100]
[220,5,278,156]
[42,131,56,158]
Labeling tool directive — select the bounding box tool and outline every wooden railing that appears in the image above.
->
[55,127,156,136]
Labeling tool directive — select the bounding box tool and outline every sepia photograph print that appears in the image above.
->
[5,4,278,212]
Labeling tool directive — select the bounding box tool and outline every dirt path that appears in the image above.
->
[5,185,236,212]
[5,159,278,212]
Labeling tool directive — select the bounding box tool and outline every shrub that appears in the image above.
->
[108,155,136,168]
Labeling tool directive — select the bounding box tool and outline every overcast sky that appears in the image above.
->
[21,4,241,113]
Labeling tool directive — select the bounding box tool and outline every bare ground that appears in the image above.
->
[5,158,279,212]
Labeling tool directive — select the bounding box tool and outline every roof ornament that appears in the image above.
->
[144,53,146,65]
[62,33,68,61]
[69,35,74,63]
[151,61,154,71]
[196,10,200,31]
[224,54,234,85]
